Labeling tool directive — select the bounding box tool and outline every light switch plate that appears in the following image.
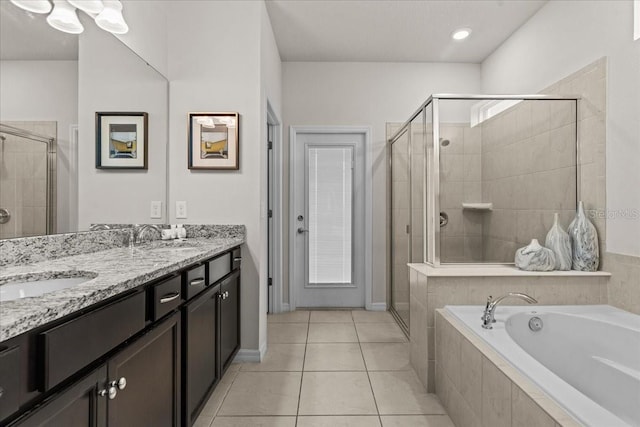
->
[176,201,187,219]
[150,201,162,219]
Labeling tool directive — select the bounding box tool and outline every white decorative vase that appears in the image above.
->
[568,201,599,271]
[515,239,556,271]
[545,213,572,271]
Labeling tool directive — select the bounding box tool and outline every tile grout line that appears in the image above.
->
[353,311,384,426]
[294,317,310,426]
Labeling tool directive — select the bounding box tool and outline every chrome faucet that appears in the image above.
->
[89,224,111,231]
[133,224,162,245]
[481,292,537,329]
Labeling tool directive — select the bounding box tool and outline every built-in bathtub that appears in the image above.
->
[442,305,640,427]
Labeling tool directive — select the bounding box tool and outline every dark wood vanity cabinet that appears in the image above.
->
[1,245,241,427]
[183,285,219,426]
[219,270,241,372]
[106,312,181,427]
[13,312,181,427]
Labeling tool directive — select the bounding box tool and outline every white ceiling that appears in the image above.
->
[1,1,78,60]
[265,0,547,63]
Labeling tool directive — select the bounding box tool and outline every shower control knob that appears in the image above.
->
[0,208,10,224]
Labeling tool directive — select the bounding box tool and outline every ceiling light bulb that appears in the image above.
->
[46,0,84,34]
[9,0,52,14]
[95,0,128,34]
[67,0,104,14]
[452,28,472,41]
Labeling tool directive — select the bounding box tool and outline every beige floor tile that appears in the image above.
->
[369,371,446,415]
[267,322,308,343]
[298,372,378,415]
[304,343,365,371]
[361,343,411,371]
[217,372,301,416]
[268,310,310,323]
[356,323,408,343]
[198,368,240,418]
[310,310,354,323]
[297,415,382,426]
[307,322,358,343]
[211,417,297,427]
[352,310,395,323]
[380,415,455,427]
[241,344,305,371]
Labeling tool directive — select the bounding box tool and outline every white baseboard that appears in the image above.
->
[281,303,290,312]
[234,340,267,363]
[369,302,388,311]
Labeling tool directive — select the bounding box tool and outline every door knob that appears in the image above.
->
[297,227,308,234]
[99,386,117,400]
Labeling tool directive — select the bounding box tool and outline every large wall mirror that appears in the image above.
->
[0,1,168,239]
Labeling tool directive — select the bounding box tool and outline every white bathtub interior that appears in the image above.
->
[444,304,640,427]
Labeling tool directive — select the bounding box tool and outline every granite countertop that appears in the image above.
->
[0,237,244,342]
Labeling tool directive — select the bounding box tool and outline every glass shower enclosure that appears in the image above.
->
[388,94,579,332]
[0,122,57,238]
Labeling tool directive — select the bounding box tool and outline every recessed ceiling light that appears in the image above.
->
[452,28,472,41]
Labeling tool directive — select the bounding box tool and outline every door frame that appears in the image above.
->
[267,102,284,314]
[289,126,373,311]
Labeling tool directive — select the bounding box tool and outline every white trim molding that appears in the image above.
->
[234,340,268,363]
[369,302,388,311]
[289,125,374,311]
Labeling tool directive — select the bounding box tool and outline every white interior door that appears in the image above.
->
[292,131,365,308]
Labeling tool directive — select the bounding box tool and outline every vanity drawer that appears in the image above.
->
[231,247,242,270]
[150,275,183,321]
[39,291,145,391]
[0,345,20,420]
[208,253,231,285]
[184,264,206,300]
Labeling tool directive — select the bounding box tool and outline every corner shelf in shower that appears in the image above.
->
[462,202,493,211]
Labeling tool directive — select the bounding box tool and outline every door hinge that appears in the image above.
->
[406,224,410,234]
[268,277,273,287]
[268,209,273,218]
[268,140,273,150]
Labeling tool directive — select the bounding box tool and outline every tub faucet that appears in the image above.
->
[481,292,537,329]
[133,224,162,245]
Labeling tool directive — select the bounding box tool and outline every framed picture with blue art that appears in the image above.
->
[95,112,148,169]
[188,112,239,170]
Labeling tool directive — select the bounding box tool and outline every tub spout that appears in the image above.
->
[481,292,537,329]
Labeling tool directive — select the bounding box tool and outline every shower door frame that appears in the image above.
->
[0,122,57,235]
[388,94,581,267]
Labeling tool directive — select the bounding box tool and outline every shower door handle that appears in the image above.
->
[297,227,309,234]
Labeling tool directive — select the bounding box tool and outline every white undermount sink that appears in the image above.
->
[0,274,97,302]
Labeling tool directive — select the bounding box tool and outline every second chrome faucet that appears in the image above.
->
[481,292,537,329]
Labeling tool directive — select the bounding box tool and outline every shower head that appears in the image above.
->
[439,138,450,147]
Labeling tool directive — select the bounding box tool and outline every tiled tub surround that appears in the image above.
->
[0,233,245,341]
[0,224,246,267]
[408,264,610,393]
[436,305,639,427]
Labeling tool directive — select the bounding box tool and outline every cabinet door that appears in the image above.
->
[106,312,180,427]
[184,285,218,425]
[14,366,107,427]
[219,271,240,371]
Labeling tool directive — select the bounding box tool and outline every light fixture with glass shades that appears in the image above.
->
[9,0,52,14]
[67,0,104,14]
[46,0,84,34]
[9,0,129,35]
[451,27,472,41]
[95,0,128,34]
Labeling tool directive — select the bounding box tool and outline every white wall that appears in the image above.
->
[283,62,481,305]
[117,0,168,78]
[481,0,640,257]
[77,21,168,229]
[0,60,78,233]
[166,0,267,354]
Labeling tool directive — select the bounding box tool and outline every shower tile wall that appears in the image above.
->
[0,121,56,239]
[439,124,483,262]
[480,101,577,262]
